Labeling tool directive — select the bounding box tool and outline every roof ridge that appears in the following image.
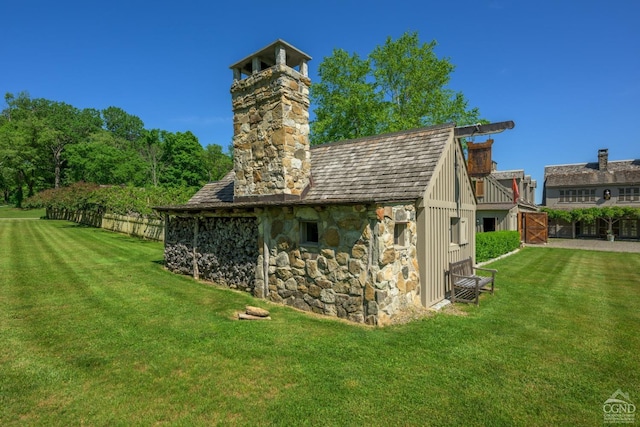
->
[310,123,454,150]
[545,158,638,169]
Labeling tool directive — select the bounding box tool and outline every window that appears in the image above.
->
[300,221,319,244]
[560,189,594,203]
[394,223,407,246]
[619,187,640,202]
[559,190,577,203]
[577,189,595,202]
[579,222,597,236]
[450,217,468,245]
[621,219,638,237]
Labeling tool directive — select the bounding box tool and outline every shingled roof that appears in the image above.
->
[159,124,454,211]
[491,170,524,180]
[545,159,640,187]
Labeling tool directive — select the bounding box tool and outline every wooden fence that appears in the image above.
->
[46,208,165,241]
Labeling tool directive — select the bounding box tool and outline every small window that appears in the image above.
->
[394,223,407,246]
[301,221,319,244]
[450,217,468,245]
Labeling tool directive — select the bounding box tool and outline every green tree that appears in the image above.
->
[160,131,207,188]
[2,94,103,189]
[139,129,165,187]
[0,93,46,204]
[310,31,481,145]
[598,206,628,235]
[202,143,233,182]
[101,106,145,144]
[64,130,147,185]
[310,49,383,144]
[41,101,102,188]
[371,32,480,131]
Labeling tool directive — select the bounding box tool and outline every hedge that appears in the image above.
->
[476,230,521,263]
[22,182,196,220]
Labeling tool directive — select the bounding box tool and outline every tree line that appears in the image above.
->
[0,92,232,206]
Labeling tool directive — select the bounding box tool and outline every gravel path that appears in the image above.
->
[527,238,640,253]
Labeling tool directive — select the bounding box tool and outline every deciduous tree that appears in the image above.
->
[310,31,481,145]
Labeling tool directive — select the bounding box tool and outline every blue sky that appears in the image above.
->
[2,0,639,202]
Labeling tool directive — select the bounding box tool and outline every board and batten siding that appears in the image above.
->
[418,137,476,307]
[475,176,512,204]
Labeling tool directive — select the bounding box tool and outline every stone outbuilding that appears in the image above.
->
[156,40,502,324]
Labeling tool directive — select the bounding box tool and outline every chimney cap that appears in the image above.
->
[230,39,312,78]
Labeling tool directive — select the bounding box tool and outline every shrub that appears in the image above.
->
[23,183,196,220]
[476,230,520,263]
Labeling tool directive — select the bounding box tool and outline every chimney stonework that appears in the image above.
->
[230,41,311,201]
[598,148,608,171]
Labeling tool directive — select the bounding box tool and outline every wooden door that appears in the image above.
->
[522,212,548,244]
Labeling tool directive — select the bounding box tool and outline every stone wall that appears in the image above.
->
[164,215,258,292]
[372,205,421,325]
[256,203,420,325]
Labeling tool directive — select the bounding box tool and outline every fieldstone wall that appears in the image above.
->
[256,204,421,325]
[164,215,258,292]
[231,64,311,198]
[372,205,421,325]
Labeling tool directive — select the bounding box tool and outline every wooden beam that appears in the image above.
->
[454,121,515,138]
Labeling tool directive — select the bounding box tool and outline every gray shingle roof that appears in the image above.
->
[160,124,454,211]
[491,170,524,180]
[545,160,640,187]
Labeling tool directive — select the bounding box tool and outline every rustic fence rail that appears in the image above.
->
[46,208,165,241]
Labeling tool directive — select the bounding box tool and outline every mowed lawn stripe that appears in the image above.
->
[478,249,640,415]
[1,216,639,426]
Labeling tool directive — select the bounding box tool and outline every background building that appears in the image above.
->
[543,149,640,239]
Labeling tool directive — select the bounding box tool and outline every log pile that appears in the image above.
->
[196,217,258,290]
[164,216,258,292]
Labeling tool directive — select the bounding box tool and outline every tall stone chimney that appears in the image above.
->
[230,40,312,202]
[598,148,608,171]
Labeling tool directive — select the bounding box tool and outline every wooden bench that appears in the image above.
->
[448,257,497,305]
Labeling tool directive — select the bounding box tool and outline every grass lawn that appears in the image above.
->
[1,216,639,426]
[0,206,46,219]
